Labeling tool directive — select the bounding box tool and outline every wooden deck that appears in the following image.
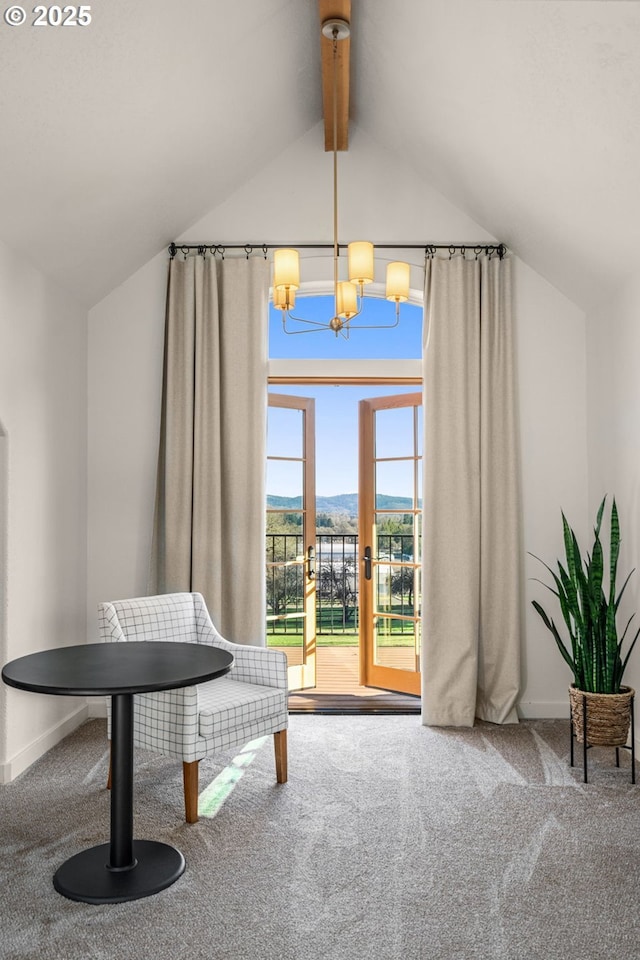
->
[271,645,421,713]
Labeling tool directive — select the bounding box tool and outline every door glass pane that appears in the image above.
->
[375,406,415,459]
[268,406,303,458]
[265,559,305,663]
[373,615,418,671]
[374,562,393,612]
[375,513,415,567]
[374,563,417,617]
[375,459,415,507]
[267,459,303,505]
[397,532,415,564]
[390,564,416,618]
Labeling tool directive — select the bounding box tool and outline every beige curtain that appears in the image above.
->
[421,255,521,725]
[149,254,270,645]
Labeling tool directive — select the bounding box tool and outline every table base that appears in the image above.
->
[53,840,185,904]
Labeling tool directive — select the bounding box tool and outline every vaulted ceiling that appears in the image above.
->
[1,0,639,309]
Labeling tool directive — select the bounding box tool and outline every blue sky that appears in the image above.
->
[267,295,423,498]
[269,296,422,360]
[268,384,419,498]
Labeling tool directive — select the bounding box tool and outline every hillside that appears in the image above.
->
[267,493,415,516]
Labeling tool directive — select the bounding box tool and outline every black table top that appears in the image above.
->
[1,642,233,696]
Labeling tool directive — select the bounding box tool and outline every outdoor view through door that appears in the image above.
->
[266,385,422,703]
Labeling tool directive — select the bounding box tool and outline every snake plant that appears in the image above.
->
[531,496,640,693]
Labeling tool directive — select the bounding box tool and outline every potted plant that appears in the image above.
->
[531,496,639,753]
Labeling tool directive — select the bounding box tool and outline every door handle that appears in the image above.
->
[306,545,315,580]
[363,546,372,581]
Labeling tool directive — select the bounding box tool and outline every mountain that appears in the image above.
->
[266,493,415,516]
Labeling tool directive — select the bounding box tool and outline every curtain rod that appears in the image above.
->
[168,242,507,260]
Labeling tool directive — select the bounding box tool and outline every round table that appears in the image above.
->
[2,641,233,904]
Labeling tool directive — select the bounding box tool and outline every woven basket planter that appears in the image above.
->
[569,685,635,746]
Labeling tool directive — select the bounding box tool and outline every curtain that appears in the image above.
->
[149,254,270,645]
[421,255,521,726]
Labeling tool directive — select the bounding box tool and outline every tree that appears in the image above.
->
[265,521,303,625]
[317,555,358,628]
[390,567,414,611]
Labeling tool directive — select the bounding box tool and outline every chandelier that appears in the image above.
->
[272,16,410,338]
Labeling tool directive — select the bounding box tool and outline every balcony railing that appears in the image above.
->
[266,533,415,638]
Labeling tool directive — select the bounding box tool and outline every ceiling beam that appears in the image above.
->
[319,0,351,152]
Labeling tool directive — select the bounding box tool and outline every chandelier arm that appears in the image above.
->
[286,312,330,327]
[282,321,332,336]
[343,314,401,331]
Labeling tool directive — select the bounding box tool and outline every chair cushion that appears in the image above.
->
[107,594,199,644]
[198,677,287,739]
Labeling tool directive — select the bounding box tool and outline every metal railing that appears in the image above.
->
[266,533,415,637]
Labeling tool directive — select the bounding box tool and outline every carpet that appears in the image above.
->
[1,716,638,960]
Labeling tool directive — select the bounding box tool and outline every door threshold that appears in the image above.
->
[288,690,421,715]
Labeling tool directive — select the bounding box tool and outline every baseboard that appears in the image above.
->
[0,705,89,783]
[87,697,107,719]
[517,701,570,720]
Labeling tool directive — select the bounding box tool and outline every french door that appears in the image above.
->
[358,393,422,696]
[266,394,316,691]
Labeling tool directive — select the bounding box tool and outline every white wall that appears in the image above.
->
[88,252,167,626]
[586,274,640,700]
[517,261,588,715]
[0,241,87,780]
[87,123,589,717]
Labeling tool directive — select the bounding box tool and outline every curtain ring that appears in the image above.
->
[244,244,253,259]
[197,246,206,258]
[262,245,268,260]
[180,245,189,260]
[449,245,456,260]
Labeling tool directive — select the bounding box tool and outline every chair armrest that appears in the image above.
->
[226,643,288,690]
[195,608,288,690]
[108,686,200,759]
[198,628,287,690]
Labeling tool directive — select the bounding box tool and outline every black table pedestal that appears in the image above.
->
[53,840,185,904]
[53,692,185,904]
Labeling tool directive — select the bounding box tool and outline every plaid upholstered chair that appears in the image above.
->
[98,592,288,823]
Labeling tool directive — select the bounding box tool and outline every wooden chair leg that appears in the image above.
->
[106,741,112,790]
[183,760,200,823]
[274,729,288,784]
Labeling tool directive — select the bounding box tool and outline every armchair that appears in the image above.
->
[98,592,288,823]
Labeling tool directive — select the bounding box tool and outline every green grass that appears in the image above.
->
[267,633,415,648]
[266,602,416,647]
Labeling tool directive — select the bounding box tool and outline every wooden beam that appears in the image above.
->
[319,0,351,151]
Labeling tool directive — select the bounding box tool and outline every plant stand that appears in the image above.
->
[570,690,635,784]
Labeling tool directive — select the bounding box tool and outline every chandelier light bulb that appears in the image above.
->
[337,281,358,319]
[273,248,300,291]
[272,285,295,311]
[348,241,375,286]
[386,261,410,302]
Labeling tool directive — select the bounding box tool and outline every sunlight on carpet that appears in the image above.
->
[198,736,268,818]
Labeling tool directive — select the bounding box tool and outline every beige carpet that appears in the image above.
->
[1,716,638,960]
